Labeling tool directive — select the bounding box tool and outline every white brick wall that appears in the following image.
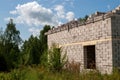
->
[47,13,120,74]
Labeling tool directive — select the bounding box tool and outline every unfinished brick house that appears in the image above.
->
[45,6,120,74]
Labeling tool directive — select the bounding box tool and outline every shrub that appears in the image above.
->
[48,44,67,72]
[65,60,81,73]
[40,50,49,68]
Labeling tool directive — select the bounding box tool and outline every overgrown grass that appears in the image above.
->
[0,44,120,80]
[0,66,120,80]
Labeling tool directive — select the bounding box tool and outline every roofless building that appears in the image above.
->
[46,6,120,74]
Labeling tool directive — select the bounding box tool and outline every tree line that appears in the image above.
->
[0,16,88,72]
[0,19,51,71]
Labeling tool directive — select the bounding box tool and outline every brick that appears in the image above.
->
[47,6,120,74]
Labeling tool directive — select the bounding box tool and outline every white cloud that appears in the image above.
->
[28,27,40,36]
[54,5,65,19]
[66,12,74,21]
[54,4,75,23]
[10,10,17,14]
[4,17,12,21]
[7,1,75,36]
[62,0,75,8]
[9,1,58,26]
[9,1,75,27]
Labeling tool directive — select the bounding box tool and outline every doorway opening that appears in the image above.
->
[84,45,96,69]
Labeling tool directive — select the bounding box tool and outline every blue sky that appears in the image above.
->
[0,0,120,40]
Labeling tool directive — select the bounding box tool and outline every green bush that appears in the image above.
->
[40,50,49,68]
[48,44,67,72]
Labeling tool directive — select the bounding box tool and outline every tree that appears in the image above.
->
[21,25,51,66]
[21,25,51,65]
[21,35,41,65]
[0,29,7,71]
[39,25,51,54]
[4,19,22,46]
[0,19,23,70]
[78,15,88,22]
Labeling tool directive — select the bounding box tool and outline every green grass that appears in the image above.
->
[0,66,120,80]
